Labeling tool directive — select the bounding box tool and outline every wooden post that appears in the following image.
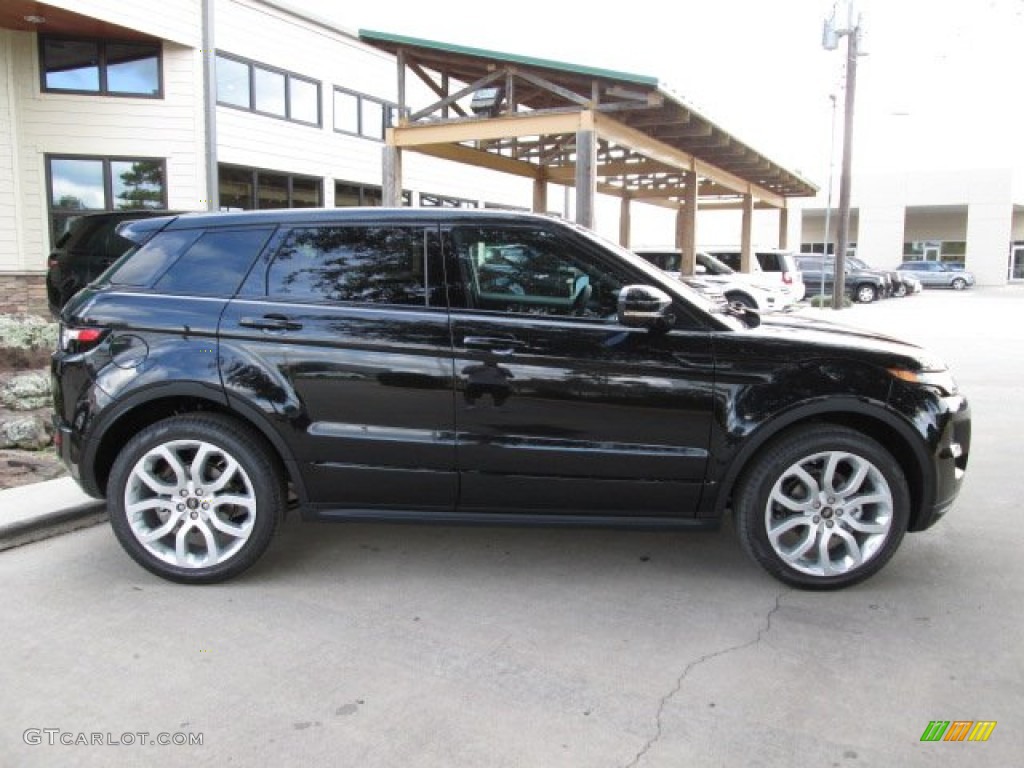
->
[619,195,631,248]
[740,193,754,272]
[383,144,403,207]
[778,205,789,250]
[680,170,698,276]
[575,114,597,229]
[532,176,548,214]
[397,49,406,123]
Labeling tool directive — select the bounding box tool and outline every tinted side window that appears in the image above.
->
[155,228,273,296]
[452,226,623,319]
[105,229,201,286]
[267,226,431,305]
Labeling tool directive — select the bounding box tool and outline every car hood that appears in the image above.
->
[749,313,943,371]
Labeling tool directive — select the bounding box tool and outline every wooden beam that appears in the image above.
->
[409,68,506,121]
[545,158,676,181]
[391,111,584,147]
[382,145,403,206]
[576,122,597,228]
[533,177,548,213]
[411,142,542,179]
[619,196,631,247]
[740,194,754,272]
[681,170,698,275]
[407,61,467,118]
[513,68,592,108]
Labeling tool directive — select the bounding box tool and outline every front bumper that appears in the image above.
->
[912,393,971,531]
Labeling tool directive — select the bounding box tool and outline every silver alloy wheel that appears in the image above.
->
[124,439,257,569]
[856,285,876,303]
[764,450,893,577]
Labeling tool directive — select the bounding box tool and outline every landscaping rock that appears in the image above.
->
[0,415,53,450]
[0,314,58,350]
[0,372,52,411]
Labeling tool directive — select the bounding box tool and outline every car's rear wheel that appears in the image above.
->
[855,284,877,303]
[107,414,284,584]
[733,425,910,589]
[893,282,907,298]
[951,277,967,291]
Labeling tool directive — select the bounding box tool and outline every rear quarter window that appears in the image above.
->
[105,229,201,286]
[155,228,273,296]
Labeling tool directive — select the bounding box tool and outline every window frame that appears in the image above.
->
[39,35,163,98]
[45,154,168,244]
[264,224,439,308]
[217,164,323,211]
[332,86,396,142]
[215,52,322,127]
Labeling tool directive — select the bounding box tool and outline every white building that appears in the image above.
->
[800,169,1024,285]
[0,0,533,313]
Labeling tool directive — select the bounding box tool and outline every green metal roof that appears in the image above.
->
[359,30,660,87]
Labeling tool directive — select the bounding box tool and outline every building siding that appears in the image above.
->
[44,0,202,47]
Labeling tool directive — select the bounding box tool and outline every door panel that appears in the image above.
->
[219,223,456,510]
[445,224,715,517]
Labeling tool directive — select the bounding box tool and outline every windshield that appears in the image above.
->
[696,251,735,275]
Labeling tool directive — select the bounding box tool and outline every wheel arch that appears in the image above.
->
[713,402,934,531]
[87,388,305,503]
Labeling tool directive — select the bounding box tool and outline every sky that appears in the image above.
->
[290,0,1024,200]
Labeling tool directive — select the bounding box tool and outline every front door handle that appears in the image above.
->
[462,335,525,356]
[239,314,303,332]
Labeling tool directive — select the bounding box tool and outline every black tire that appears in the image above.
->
[951,277,967,291]
[855,284,877,303]
[733,425,910,590]
[893,282,907,298]
[107,413,285,584]
[725,292,757,310]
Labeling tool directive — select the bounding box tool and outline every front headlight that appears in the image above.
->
[888,366,958,396]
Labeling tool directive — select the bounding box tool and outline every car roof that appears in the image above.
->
[160,207,566,231]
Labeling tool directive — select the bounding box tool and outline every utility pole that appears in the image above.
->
[823,3,867,309]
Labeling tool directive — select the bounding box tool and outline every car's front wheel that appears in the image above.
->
[951,277,967,291]
[855,284,877,303]
[733,425,910,589]
[107,414,285,584]
[725,292,757,310]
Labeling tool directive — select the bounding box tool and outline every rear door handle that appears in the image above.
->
[239,314,303,332]
[462,335,526,355]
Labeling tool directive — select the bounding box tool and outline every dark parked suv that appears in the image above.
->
[52,209,971,589]
[46,209,181,315]
[796,254,890,303]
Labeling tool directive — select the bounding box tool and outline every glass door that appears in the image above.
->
[1011,246,1024,281]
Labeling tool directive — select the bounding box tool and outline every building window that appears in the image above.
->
[333,87,395,141]
[46,155,167,242]
[215,53,321,126]
[40,37,162,97]
[335,182,413,207]
[218,165,322,211]
[420,192,479,208]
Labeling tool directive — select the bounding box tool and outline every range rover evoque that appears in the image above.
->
[51,209,971,589]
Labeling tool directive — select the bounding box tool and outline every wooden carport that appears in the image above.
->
[360,31,817,274]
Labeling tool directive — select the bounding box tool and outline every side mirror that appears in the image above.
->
[617,285,675,329]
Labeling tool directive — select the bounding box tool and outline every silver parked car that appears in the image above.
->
[896,260,975,290]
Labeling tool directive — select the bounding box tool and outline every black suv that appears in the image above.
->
[52,209,971,589]
[796,254,890,303]
[46,209,181,315]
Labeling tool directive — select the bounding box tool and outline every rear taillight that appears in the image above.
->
[782,271,793,284]
[60,326,106,354]
[48,256,59,269]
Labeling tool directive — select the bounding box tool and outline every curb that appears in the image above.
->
[0,477,107,551]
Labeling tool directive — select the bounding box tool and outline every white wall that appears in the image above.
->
[8,30,205,270]
[45,0,202,47]
[966,203,1014,285]
[0,32,22,272]
[214,0,529,209]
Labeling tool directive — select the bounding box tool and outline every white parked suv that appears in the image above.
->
[703,246,806,302]
[634,248,795,313]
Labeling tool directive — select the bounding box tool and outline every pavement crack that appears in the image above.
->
[622,590,786,768]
